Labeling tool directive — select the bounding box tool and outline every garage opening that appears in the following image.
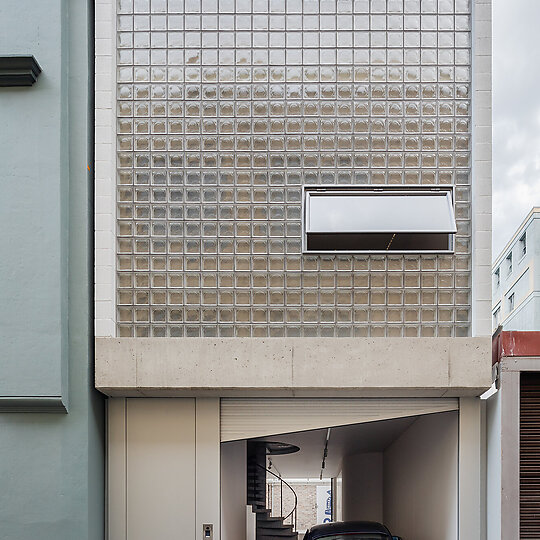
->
[221,402,458,540]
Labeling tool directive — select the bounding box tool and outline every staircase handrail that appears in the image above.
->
[255,462,298,531]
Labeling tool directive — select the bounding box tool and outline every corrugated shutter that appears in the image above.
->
[220,397,459,442]
[521,373,540,539]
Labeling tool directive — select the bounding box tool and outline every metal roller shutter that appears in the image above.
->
[220,397,459,442]
[521,373,540,539]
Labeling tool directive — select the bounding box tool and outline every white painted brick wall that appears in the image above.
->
[472,0,493,336]
[94,0,116,337]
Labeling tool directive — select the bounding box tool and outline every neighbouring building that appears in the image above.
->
[487,211,540,540]
[487,330,540,540]
[0,1,103,539]
[492,207,540,332]
[93,0,493,540]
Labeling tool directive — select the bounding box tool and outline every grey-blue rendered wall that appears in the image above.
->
[0,1,104,539]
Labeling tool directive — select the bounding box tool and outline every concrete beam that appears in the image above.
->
[96,337,492,398]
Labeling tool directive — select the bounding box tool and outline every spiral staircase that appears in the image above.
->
[247,441,299,540]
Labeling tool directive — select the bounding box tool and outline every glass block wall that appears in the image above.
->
[115,0,472,338]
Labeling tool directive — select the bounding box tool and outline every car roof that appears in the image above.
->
[305,521,392,539]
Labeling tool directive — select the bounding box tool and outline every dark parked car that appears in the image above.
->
[303,521,402,540]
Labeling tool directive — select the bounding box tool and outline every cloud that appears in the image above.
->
[492,0,540,257]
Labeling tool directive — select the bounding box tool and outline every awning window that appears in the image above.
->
[303,186,456,253]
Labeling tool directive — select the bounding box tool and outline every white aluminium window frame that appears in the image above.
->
[508,292,515,312]
[506,252,513,276]
[494,267,500,288]
[519,232,527,259]
[302,185,457,254]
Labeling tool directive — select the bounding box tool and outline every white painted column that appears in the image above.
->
[471,0,493,337]
[459,398,483,540]
[94,0,117,337]
[500,370,520,540]
[486,388,501,540]
[196,398,221,540]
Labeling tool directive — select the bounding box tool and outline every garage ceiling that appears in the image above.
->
[253,416,421,478]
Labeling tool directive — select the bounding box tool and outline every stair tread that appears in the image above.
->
[257,531,298,539]
[257,529,294,536]
[259,536,297,540]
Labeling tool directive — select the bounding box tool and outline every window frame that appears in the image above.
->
[493,305,500,329]
[519,232,527,259]
[508,292,515,312]
[494,267,500,288]
[302,184,457,254]
[506,251,513,276]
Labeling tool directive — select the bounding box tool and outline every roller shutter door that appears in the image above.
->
[521,372,540,539]
[220,397,459,442]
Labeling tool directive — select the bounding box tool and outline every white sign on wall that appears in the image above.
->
[316,485,332,524]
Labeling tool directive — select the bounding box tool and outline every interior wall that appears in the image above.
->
[335,473,343,522]
[221,440,247,540]
[342,452,383,523]
[383,412,458,540]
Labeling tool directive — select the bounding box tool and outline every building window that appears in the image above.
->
[493,307,500,329]
[519,232,527,258]
[508,293,515,312]
[506,252,513,276]
[302,186,456,253]
[494,267,500,288]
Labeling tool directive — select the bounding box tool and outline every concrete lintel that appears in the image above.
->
[96,337,491,398]
[98,387,487,398]
[500,356,540,372]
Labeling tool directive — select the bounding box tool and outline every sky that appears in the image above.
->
[492,0,540,257]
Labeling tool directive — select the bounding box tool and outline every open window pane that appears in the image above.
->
[303,187,456,253]
[306,232,452,252]
[306,191,456,234]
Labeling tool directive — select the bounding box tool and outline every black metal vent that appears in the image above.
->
[0,56,41,87]
[520,372,540,538]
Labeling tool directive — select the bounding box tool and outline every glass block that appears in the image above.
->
[115,0,472,338]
